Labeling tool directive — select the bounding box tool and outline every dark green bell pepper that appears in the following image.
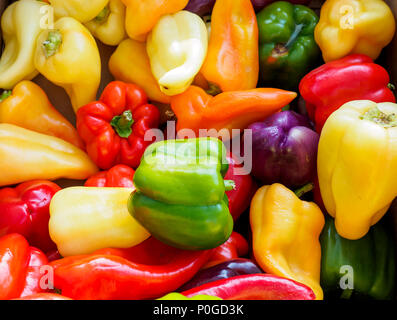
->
[257,1,320,90]
[128,137,234,250]
[320,217,396,300]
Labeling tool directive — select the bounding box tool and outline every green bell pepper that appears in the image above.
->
[320,217,396,300]
[128,137,234,250]
[257,1,320,90]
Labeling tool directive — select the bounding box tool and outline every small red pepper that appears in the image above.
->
[181,274,316,300]
[76,81,160,169]
[0,180,61,252]
[299,54,396,132]
[84,164,135,189]
[0,234,48,300]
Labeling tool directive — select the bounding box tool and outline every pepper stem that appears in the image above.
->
[95,5,110,23]
[110,110,134,138]
[205,82,222,96]
[294,183,314,198]
[271,24,304,58]
[42,30,62,58]
[0,90,11,102]
[359,106,397,128]
[387,83,395,91]
[224,180,236,191]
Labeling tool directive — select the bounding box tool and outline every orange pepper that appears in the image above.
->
[0,81,83,148]
[200,0,259,92]
[171,86,296,140]
[121,0,189,42]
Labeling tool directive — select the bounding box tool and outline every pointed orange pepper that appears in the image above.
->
[171,86,296,140]
[200,0,259,93]
[0,81,83,149]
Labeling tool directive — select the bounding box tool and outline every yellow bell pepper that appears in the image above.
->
[315,0,396,62]
[121,0,189,42]
[49,187,150,257]
[49,0,110,23]
[0,124,98,187]
[318,100,397,240]
[85,0,126,46]
[147,10,208,96]
[34,17,101,113]
[250,183,325,300]
[0,0,49,89]
[109,39,171,104]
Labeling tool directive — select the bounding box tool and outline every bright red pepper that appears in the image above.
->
[15,293,72,300]
[50,237,212,300]
[181,274,316,300]
[0,234,48,300]
[299,54,396,132]
[225,152,257,221]
[0,180,61,252]
[84,164,135,189]
[76,81,160,170]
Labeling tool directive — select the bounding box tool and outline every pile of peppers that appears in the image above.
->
[0,0,396,302]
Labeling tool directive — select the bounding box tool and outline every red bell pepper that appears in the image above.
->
[225,152,257,221]
[0,180,61,252]
[181,274,316,300]
[0,234,48,300]
[76,81,160,170]
[15,293,72,300]
[49,237,212,300]
[299,54,396,132]
[84,164,135,189]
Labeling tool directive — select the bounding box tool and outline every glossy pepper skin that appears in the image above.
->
[179,259,262,292]
[122,0,189,42]
[0,180,60,253]
[0,81,83,148]
[109,39,171,104]
[49,241,212,300]
[147,10,208,96]
[129,137,234,250]
[85,164,135,189]
[257,1,320,90]
[0,0,49,89]
[320,217,395,300]
[252,0,311,11]
[171,86,297,141]
[77,81,160,170]
[247,111,319,188]
[184,0,216,16]
[49,0,109,23]
[250,183,325,299]
[299,54,396,132]
[49,187,150,257]
[318,100,397,240]
[200,0,259,92]
[0,234,48,300]
[0,124,98,187]
[34,17,101,113]
[315,0,396,62]
[181,274,316,300]
[85,0,126,46]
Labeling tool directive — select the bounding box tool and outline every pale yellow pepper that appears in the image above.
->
[147,11,208,96]
[315,0,396,62]
[34,17,101,113]
[85,0,126,46]
[109,39,171,104]
[49,0,110,23]
[0,124,98,187]
[250,183,324,300]
[0,0,49,89]
[318,100,397,240]
[49,187,150,257]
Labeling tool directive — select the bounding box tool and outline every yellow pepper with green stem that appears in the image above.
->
[49,187,150,257]
[49,0,110,23]
[318,100,397,240]
[147,10,208,96]
[250,183,324,300]
[34,17,101,113]
[0,0,49,89]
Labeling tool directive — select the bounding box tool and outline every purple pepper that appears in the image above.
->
[184,0,216,16]
[247,111,319,188]
[177,258,262,292]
